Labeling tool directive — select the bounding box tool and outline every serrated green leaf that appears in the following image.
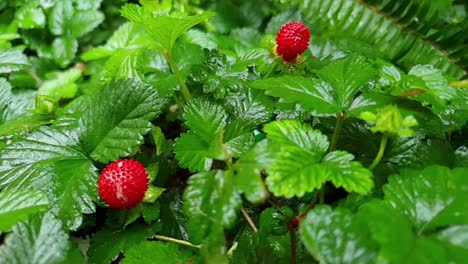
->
[175,132,213,173]
[252,76,339,115]
[234,140,272,204]
[0,212,70,264]
[0,49,31,73]
[121,4,215,53]
[159,191,190,240]
[225,88,274,126]
[183,98,227,142]
[35,68,82,114]
[52,37,78,67]
[0,189,49,232]
[15,3,45,29]
[69,10,104,38]
[223,119,255,157]
[322,151,374,193]
[79,78,168,163]
[142,202,160,224]
[184,170,241,242]
[358,200,416,263]
[88,222,159,264]
[252,56,376,116]
[300,206,378,264]
[0,127,98,230]
[0,87,36,124]
[264,120,329,151]
[122,241,183,264]
[454,146,468,168]
[318,55,375,109]
[384,166,468,232]
[82,22,153,61]
[50,159,98,230]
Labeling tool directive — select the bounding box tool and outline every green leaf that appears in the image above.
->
[184,170,241,242]
[0,189,49,232]
[142,202,160,224]
[300,206,378,264]
[52,37,78,67]
[15,3,46,29]
[234,140,271,204]
[0,85,36,124]
[88,222,159,264]
[317,55,376,109]
[122,241,186,264]
[263,120,373,197]
[50,159,98,230]
[82,22,153,61]
[0,212,70,264]
[322,151,374,194]
[225,88,274,126]
[159,191,190,240]
[183,98,227,143]
[35,67,83,114]
[0,127,98,230]
[121,4,215,53]
[175,132,213,173]
[252,56,376,116]
[79,78,168,163]
[252,76,339,115]
[0,49,31,73]
[358,200,458,264]
[69,10,104,38]
[383,166,468,232]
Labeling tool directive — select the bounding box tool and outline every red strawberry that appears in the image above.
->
[276,22,310,63]
[98,159,149,209]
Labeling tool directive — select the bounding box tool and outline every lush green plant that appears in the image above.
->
[0,0,467,263]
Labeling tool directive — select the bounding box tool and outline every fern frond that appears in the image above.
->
[295,0,467,78]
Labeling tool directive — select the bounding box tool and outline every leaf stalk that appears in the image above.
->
[369,133,389,170]
[152,235,201,249]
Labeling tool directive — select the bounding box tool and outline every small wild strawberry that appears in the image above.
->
[98,159,149,209]
[276,21,310,63]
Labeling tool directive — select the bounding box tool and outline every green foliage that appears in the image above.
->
[0,0,467,263]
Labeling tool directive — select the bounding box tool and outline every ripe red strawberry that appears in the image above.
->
[276,22,310,63]
[98,159,149,209]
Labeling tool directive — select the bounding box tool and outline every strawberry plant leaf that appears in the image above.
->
[182,98,227,143]
[0,127,98,230]
[50,159,98,230]
[81,22,152,61]
[88,222,160,264]
[234,140,272,204]
[252,56,376,116]
[80,78,169,163]
[317,55,376,109]
[383,166,468,232]
[0,189,49,232]
[122,241,195,264]
[300,206,378,264]
[252,76,339,115]
[0,212,70,264]
[34,67,83,114]
[175,98,227,172]
[121,4,215,53]
[322,151,374,194]
[51,37,78,67]
[175,132,213,173]
[358,200,465,264]
[0,49,31,73]
[184,170,241,242]
[263,120,373,197]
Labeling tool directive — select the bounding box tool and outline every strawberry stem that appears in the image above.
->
[165,51,192,102]
[328,112,345,152]
[152,235,201,249]
[369,133,389,171]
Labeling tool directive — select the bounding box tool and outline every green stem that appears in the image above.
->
[319,186,325,204]
[328,113,345,152]
[152,235,201,249]
[165,51,192,101]
[369,133,389,171]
